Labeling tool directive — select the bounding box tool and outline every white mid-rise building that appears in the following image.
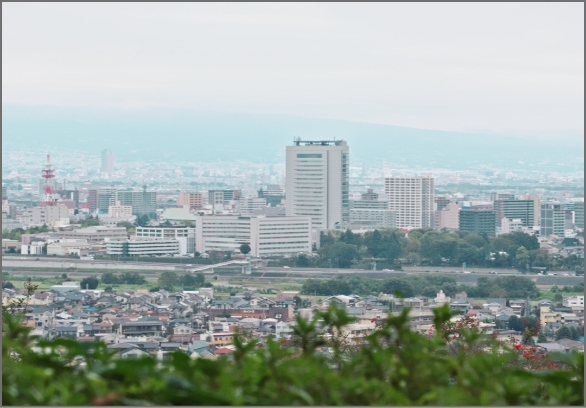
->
[436,201,461,231]
[384,176,434,229]
[563,296,584,312]
[20,205,70,227]
[106,239,180,256]
[239,197,267,215]
[500,218,524,234]
[108,201,133,218]
[349,209,396,229]
[286,140,349,230]
[194,215,312,257]
[135,226,195,255]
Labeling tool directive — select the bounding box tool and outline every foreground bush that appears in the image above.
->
[2,305,583,406]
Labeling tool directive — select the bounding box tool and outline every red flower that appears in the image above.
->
[514,344,523,351]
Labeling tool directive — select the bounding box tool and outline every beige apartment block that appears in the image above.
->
[178,192,204,209]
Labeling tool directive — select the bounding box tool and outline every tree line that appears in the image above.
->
[308,229,582,270]
[301,275,541,299]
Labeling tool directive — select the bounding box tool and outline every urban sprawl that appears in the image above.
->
[2,140,584,360]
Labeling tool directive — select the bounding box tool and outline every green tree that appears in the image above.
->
[537,331,548,343]
[296,254,311,267]
[134,214,151,227]
[181,273,205,288]
[381,278,414,298]
[80,276,99,290]
[239,243,251,255]
[555,325,572,340]
[508,315,523,332]
[515,246,530,270]
[319,242,358,268]
[101,271,120,285]
[158,271,180,291]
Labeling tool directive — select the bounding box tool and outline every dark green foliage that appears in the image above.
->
[555,326,571,340]
[2,305,583,406]
[318,242,358,268]
[101,271,147,285]
[76,215,100,228]
[134,214,151,227]
[300,274,542,299]
[380,278,415,298]
[2,281,15,289]
[239,243,251,255]
[158,271,180,291]
[79,276,99,290]
[181,273,205,288]
[3,225,50,240]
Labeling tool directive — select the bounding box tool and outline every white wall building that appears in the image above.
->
[238,197,267,215]
[436,201,461,231]
[384,176,434,229]
[500,218,524,234]
[135,226,195,255]
[106,239,180,256]
[108,201,133,218]
[349,209,396,229]
[286,140,349,230]
[21,205,70,227]
[194,215,312,257]
[47,239,91,256]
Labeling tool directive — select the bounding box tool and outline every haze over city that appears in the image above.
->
[2,3,584,406]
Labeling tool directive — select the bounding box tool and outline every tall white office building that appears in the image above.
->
[384,176,434,229]
[286,139,349,230]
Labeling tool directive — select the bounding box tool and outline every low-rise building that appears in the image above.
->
[47,239,91,256]
[195,215,312,257]
[57,226,128,244]
[135,226,195,254]
[106,239,180,256]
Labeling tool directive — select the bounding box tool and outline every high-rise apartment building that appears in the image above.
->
[540,203,565,237]
[101,149,114,174]
[493,200,535,227]
[178,192,204,210]
[117,189,157,218]
[522,194,541,227]
[97,187,118,212]
[574,201,584,228]
[384,176,434,229]
[458,209,497,237]
[285,140,349,230]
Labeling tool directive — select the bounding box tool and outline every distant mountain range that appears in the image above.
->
[3,105,583,171]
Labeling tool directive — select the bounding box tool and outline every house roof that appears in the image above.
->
[214,347,234,355]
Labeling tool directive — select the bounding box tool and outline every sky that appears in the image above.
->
[2,3,584,134]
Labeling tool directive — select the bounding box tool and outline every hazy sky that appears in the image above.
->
[2,3,584,133]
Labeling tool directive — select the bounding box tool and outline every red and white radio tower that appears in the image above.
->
[41,154,58,206]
